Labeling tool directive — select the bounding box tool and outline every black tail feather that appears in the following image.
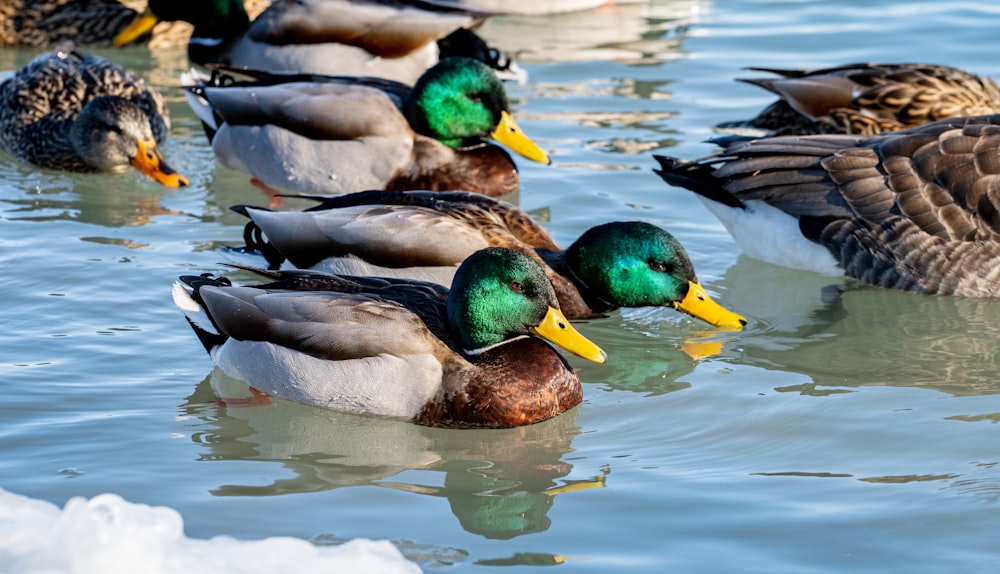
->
[651,155,746,209]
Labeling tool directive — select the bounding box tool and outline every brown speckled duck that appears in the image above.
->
[0,42,188,186]
[654,114,1000,296]
[0,0,141,47]
[717,63,1000,136]
[227,189,746,327]
[173,247,607,428]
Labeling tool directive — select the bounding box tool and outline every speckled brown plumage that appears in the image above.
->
[654,114,1000,296]
[0,44,169,172]
[0,0,269,48]
[0,0,139,47]
[718,63,1000,136]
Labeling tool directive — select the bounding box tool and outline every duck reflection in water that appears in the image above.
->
[179,370,610,540]
[711,255,1000,397]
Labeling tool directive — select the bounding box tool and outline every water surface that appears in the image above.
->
[2,1,1000,572]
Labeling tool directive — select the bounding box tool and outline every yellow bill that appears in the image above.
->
[492,110,552,165]
[673,281,747,330]
[112,7,160,47]
[532,306,607,364]
[131,139,190,188]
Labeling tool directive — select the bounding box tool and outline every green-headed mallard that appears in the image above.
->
[716,63,1000,136]
[226,189,746,327]
[0,42,189,186]
[654,114,1000,296]
[114,0,526,85]
[174,247,607,427]
[181,57,549,196]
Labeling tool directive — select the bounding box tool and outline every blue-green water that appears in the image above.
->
[3,1,1000,571]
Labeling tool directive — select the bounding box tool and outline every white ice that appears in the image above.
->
[0,488,421,574]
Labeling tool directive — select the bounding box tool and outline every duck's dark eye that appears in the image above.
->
[649,260,670,273]
[509,281,524,292]
[468,92,485,104]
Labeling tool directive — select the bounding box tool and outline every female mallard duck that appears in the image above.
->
[0,43,189,186]
[0,0,269,49]
[0,0,140,47]
[173,247,607,427]
[716,63,1000,136]
[114,0,525,85]
[653,114,1000,296]
[227,189,746,327]
[181,58,549,196]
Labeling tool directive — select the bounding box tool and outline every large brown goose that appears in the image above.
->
[716,63,1000,136]
[653,114,1000,296]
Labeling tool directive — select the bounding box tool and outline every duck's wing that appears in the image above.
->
[300,189,561,248]
[247,0,489,58]
[182,69,417,193]
[736,63,1000,135]
[174,271,460,416]
[230,189,560,272]
[657,115,1000,295]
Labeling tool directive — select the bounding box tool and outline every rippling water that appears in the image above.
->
[3,1,1000,572]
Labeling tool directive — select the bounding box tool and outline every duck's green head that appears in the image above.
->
[448,247,605,362]
[566,222,746,329]
[404,57,551,165]
[113,0,250,47]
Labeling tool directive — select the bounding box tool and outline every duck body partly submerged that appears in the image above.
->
[182,58,548,196]
[115,0,524,85]
[226,189,746,328]
[654,114,1000,296]
[174,247,607,428]
[0,43,188,186]
[718,63,1000,136]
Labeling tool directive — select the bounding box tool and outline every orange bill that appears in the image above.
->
[112,7,160,47]
[130,139,190,188]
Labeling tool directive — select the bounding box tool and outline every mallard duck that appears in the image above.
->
[181,58,549,196]
[113,0,526,86]
[0,0,141,47]
[226,189,746,327]
[0,0,270,49]
[716,63,1000,136]
[653,114,1000,297]
[0,43,189,186]
[173,247,607,427]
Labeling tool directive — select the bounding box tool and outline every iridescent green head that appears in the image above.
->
[404,58,550,164]
[566,222,746,328]
[567,222,696,307]
[447,248,605,362]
